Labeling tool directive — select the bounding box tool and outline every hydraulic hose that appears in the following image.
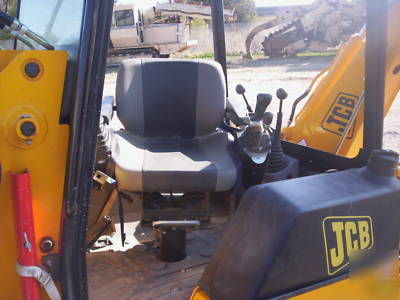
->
[0,10,54,50]
[287,64,331,126]
[0,22,35,49]
[0,9,14,26]
[10,172,41,300]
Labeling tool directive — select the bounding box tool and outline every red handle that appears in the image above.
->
[11,171,41,300]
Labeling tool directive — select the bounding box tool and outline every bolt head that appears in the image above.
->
[20,121,36,137]
[24,62,40,78]
[40,237,55,253]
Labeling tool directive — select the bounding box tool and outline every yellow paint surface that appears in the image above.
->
[282,1,400,157]
[0,50,69,299]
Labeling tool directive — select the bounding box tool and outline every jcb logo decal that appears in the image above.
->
[323,216,374,275]
[322,93,359,138]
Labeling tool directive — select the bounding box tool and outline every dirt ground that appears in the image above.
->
[103,55,400,153]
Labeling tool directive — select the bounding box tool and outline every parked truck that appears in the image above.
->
[109,0,234,60]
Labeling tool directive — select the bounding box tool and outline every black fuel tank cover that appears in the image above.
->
[198,149,400,300]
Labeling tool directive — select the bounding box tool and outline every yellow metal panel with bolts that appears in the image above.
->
[0,50,68,299]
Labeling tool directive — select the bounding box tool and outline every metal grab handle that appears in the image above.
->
[153,220,200,229]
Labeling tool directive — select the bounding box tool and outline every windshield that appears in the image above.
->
[17,0,84,60]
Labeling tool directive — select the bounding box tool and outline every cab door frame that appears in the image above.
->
[59,0,113,299]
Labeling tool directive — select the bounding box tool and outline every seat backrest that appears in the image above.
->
[116,59,226,138]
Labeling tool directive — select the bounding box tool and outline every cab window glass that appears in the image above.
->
[115,9,134,27]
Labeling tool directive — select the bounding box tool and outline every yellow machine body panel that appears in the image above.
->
[191,287,211,300]
[292,269,400,300]
[190,282,369,300]
[282,1,400,157]
[0,50,68,299]
[192,274,399,300]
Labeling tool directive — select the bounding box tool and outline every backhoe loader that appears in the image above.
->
[0,0,399,300]
[281,0,400,158]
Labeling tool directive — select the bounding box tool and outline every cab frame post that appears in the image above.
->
[363,0,388,152]
[210,0,228,95]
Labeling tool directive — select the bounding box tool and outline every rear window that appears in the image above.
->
[115,9,134,27]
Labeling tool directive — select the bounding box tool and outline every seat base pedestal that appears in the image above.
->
[156,228,186,262]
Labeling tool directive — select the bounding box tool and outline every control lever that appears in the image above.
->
[253,93,272,121]
[238,92,273,165]
[275,88,288,133]
[235,84,253,113]
[267,88,288,170]
[264,88,299,182]
[263,112,274,135]
[263,112,274,127]
[238,93,273,187]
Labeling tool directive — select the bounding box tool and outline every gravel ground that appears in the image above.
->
[103,55,400,153]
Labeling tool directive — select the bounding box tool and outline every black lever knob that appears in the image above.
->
[235,84,253,113]
[263,112,274,126]
[254,93,272,120]
[276,88,288,117]
[236,84,246,95]
[276,88,288,101]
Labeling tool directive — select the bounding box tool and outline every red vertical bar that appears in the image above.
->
[10,171,41,300]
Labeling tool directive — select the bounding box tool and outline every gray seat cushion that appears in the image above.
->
[116,58,226,138]
[112,58,236,193]
[110,130,237,192]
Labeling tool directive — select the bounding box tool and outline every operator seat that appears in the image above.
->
[111,59,237,193]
